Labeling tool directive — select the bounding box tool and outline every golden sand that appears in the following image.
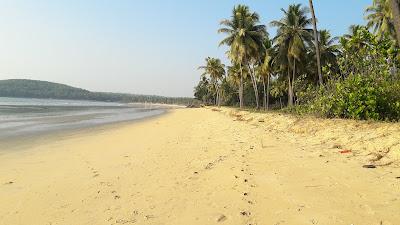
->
[0,108,399,225]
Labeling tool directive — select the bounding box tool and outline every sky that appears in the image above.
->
[0,0,371,97]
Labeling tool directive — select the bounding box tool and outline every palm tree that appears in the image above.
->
[271,4,313,106]
[343,25,363,39]
[365,0,396,40]
[198,57,226,106]
[308,0,323,85]
[341,25,371,53]
[319,30,340,68]
[227,64,241,104]
[219,5,267,109]
[305,30,340,81]
[390,0,400,44]
[258,38,274,110]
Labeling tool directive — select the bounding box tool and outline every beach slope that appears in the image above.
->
[0,108,399,225]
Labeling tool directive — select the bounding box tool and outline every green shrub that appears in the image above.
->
[290,27,400,121]
[303,74,400,121]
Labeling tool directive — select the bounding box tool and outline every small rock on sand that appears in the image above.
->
[332,144,342,149]
[217,214,227,222]
[363,165,377,169]
[240,211,251,216]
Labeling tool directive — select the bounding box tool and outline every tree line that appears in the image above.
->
[195,0,400,121]
[0,79,196,105]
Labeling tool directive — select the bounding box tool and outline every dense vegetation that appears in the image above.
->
[195,0,400,121]
[0,79,195,105]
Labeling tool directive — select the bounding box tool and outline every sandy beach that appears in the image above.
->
[1,108,400,225]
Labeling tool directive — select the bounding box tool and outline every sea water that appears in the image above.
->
[0,97,165,141]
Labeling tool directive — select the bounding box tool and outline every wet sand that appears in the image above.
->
[0,108,399,225]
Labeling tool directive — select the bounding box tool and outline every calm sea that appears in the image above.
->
[0,97,166,142]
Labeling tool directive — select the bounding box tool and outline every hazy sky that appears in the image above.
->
[0,0,370,97]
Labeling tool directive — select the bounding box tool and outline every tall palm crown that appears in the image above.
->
[198,57,225,83]
[227,64,242,87]
[270,4,313,63]
[344,25,364,39]
[365,0,395,39]
[318,30,340,67]
[341,25,370,50]
[218,5,267,108]
[259,38,274,77]
[270,4,313,106]
[218,5,267,64]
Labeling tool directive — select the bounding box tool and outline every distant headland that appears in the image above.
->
[0,79,194,105]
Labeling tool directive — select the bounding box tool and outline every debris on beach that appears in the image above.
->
[362,165,377,169]
[145,215,155,220]
[216,214,227,222]
[240,211,251,216]
[339,150,352,154]
[332,144,343,149]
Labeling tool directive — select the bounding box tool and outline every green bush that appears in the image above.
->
[289,27,400,121]
[304,74,400,121]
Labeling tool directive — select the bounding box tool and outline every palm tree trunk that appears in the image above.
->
[262,76,267,111]
[309,0,323,85]
[287,68,293,106]
[216,87,219,106]
[253,65,259,109]
[217,88,221,107]
[214,83,218,106]
[390,0,400,45]
[239,64,244,108]
[266,74,270,110]
[292,60,296,105]
[248,64,259,109]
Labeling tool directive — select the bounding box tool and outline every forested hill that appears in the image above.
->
[0,79,195,105]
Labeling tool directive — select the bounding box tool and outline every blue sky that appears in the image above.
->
[0,0,371,97]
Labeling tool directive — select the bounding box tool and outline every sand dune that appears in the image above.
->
[219,107,400,167]
[0,108,399,225]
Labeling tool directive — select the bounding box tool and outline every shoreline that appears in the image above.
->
[1,108,399,225]
[0,108,170,153]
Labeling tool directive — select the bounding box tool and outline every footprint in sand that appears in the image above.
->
[240,211,251,216]
[111,190,121,200]
[92,170,100,178]
[145,215,156,220]
[115,218,136,224]
[205,162,214,170]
